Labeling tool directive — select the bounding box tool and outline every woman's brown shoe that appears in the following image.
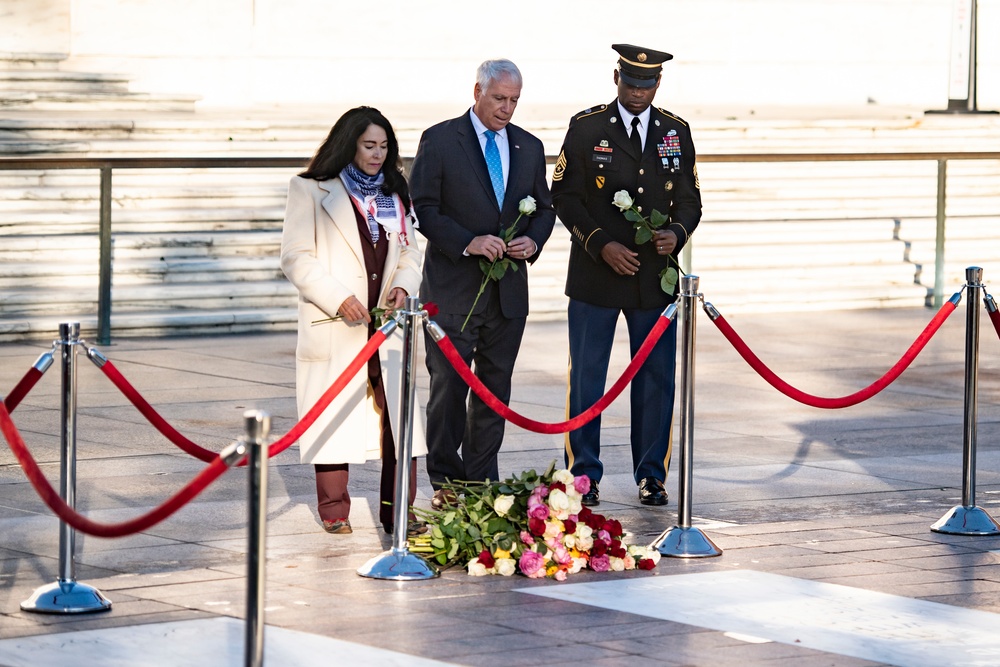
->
[322,519,352,534]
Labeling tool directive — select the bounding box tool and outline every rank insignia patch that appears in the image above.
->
[552,151,567,182]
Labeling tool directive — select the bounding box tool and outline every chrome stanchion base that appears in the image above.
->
[651,526,723,558]
[357,547,439,580]
[20,579,112,614]
[931,505,1000,535]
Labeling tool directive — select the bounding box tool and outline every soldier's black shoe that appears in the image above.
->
[638,477,668,506]
[581,481,600,506]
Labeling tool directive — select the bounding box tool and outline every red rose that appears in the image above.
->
[578,507,593,522]
[528,517,546,536]
[549,481,566,493]
[610,541,627,559]
[591,539,608,557]
[478,549,495,569]
[585,512,605,530]
[602,519,623,537]
[422,302,439,317]
[563,519,577,535]
[638,558,656,570]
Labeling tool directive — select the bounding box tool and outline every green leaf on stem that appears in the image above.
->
[623,209,643,223]
[660,267,678,295]
[635,226,653,245]
[650,208,668,229]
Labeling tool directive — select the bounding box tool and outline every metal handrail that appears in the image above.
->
[2,151,999,343]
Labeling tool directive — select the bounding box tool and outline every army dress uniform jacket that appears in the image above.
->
[552,101,702,310]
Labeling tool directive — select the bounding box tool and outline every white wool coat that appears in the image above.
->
[280,175,425,464]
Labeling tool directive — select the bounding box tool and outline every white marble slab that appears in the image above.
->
[0,617,459,667]
[518,570,1000,667]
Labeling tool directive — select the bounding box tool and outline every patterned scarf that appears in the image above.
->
[340,163,400,243]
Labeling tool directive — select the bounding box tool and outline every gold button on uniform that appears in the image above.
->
[370,273,378,281]
[638,187,644,194]
[639,168,645,175]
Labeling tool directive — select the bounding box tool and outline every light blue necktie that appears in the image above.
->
[484,130,505,207]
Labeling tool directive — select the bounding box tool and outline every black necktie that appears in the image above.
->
[630,116,643,156]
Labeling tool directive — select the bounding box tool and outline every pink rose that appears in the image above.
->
[590,554,611,572]
[527,503,550,520]
[519,550,547,578]
[574,475,591,495]
[554,569,568,582]
[553,545,572,565]
[520,530,535,546]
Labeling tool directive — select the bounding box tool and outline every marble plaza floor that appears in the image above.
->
[2,303,1000,666]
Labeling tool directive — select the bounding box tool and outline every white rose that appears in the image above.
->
[609,556,626,572]
[495,558,517,576]
[568,557,587,574]
[575,525,594,552]
[552,469,575,486]
[467,558,490,576]
[612,190,633,211]
[628,544,661,565]
[547,489,572,520]
[518,195,537,215]
[493,494,515,517]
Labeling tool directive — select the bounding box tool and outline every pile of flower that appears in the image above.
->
[410,462,659,580]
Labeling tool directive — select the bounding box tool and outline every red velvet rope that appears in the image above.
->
[0,400,232,538]
[433,314,673,434]
[100,361,219,462]
[988,303,1000,343]
[0,328,389,537]
[3,367,42,413]
[97,329,388,462]
[710,300,958,409]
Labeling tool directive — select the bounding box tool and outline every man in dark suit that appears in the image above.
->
[410,59,555,505]
[551,44,702,507]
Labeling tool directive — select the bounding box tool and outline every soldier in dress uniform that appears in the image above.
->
[551,43,702,507]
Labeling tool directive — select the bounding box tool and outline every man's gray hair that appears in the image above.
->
[476,59,522,91]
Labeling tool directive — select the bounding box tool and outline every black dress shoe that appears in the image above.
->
[581,481,600,507]
[638,477,668,506]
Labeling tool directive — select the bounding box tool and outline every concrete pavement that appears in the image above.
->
[2,299,1000,666]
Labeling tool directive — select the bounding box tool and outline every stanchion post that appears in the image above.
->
[932,266,1000,535]
[358,297,439,580]
[651,276,722,558]
[244,410,270,667]
[21,322,112,614]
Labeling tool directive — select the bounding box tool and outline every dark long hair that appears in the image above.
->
[299,106,410,212]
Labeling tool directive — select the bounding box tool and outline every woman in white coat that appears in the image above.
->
[281,107,424,536]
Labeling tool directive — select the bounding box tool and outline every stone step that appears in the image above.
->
[0,69,130,93]
[1,282,296,316]
[0,307,298,342]
[0,90,201,113]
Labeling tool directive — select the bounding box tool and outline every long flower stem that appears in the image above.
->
[461,263,496,332]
